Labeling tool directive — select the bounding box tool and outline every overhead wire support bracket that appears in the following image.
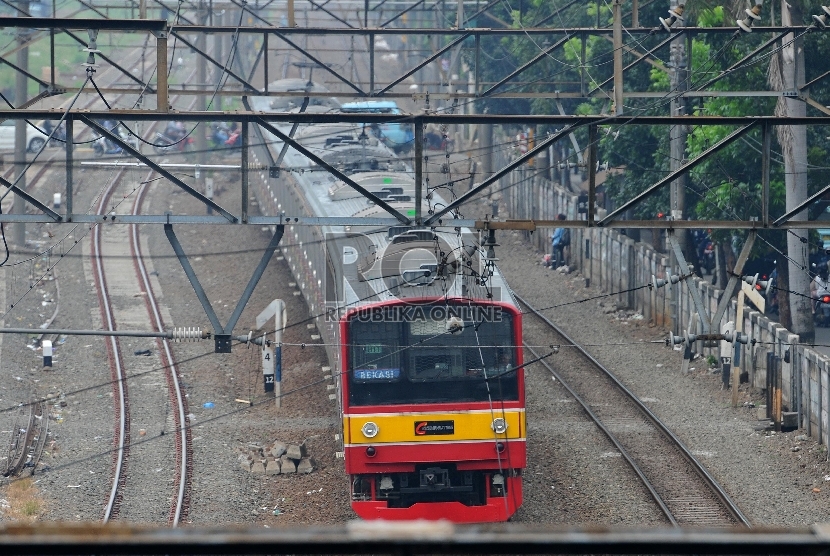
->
[164,223,285,353]
[667,230,711,334]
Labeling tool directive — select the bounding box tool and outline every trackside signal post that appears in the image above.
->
[257,299,287,407]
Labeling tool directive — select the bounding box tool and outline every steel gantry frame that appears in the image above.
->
[1,110,829,231]
[2,16,829,103]
[3,10,830,353]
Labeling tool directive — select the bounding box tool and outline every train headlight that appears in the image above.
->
[361,421,379,438]
[491,418,508,434]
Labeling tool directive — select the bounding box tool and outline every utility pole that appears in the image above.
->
[777,0,812,341]
[669,0,689,252]
[668,0,689,333]
[13,2,29,247]
[612,0,623,115]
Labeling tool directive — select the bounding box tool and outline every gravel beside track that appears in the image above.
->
[519,301,745,527]
[495,226,830,526]
[140,169,353,525]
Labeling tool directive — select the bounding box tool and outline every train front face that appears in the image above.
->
[341,300,525,523]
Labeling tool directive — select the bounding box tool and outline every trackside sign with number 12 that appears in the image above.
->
[263,344,275,392]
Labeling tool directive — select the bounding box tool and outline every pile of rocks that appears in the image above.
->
[238,440,314,475]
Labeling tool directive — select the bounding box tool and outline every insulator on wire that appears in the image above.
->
[668,331,695,346]
[723,331,749,345]
[172,327,205,342]
[812,5,830,29]
[650,273,680,292]
[659,4,685,31]
[737,1,763,33]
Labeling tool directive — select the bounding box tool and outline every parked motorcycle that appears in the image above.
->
[816,295,830,327]
[92,123,138,157]
[152,131,193,155]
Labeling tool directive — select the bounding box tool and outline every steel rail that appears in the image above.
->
[514,292,752,528]
[5,404,37,477]
[91,72,201,525]
[29,401,49,477]
[522,341,677,526]
[91,51,182,523]
[95,167,131,523]
[132,168,191,527]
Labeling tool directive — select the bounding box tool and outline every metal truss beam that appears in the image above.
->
[0,176,61,221]
[81,117,238,222]
[7,112,830,126]
[167,30,259,93]
[2,213,830,229]
[224,0,364,92]
[381,0,426,27]
[0,17,167,31]
[377,32,471,95]
[774,181,830,226]
[589,33,675,95]
[599,123,759,226]
[694,31,791,92]
[150,0,195,25]
[37,87,791,100]
[63,29,156,93]
[483,35,569,97]
[251,116,411,224]
[271,31,366,96]
[0,54,50,90]
[532,0,580,26]
[105,24,811,36]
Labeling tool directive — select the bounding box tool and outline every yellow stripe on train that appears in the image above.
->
[344,410,525,444]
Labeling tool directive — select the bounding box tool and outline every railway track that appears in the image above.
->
[0,36,197,522]
[91,86,199,524]
[3,400,48,478]
[515,292,751,528]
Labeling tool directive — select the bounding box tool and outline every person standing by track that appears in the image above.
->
[551,214,570,268]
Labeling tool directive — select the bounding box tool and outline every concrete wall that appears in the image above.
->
[500,161,830,447]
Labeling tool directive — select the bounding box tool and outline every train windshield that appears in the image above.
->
[347,307,518,406]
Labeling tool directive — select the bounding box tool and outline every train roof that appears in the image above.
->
[278,125,517,309]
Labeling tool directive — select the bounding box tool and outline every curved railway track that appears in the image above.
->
[131,171,192,526]
[90,80,199,523]
[0,46,199,523]
[515,292,751,528]
[3,400,48,478]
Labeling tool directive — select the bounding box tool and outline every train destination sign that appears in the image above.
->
[353,368,400,381]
